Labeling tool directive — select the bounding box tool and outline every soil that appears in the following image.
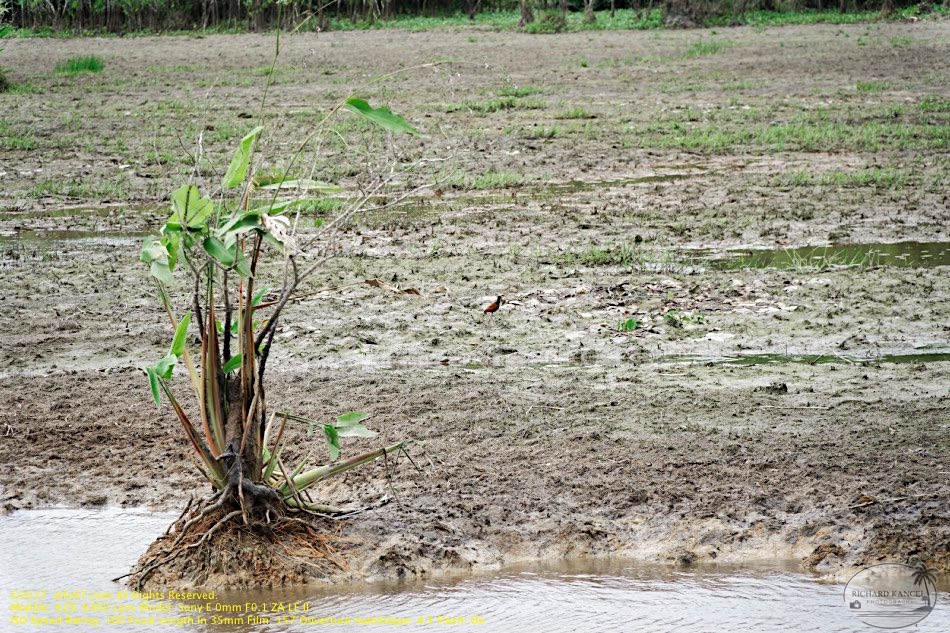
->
[0,21,948,588]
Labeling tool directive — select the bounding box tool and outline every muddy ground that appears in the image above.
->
[0,21,948,586]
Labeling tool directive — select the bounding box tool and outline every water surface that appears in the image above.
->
[2,508,947,632]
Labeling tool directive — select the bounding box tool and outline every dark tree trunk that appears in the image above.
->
[468,0,483,20]
[519,0,534,25]
[585,0,596,22]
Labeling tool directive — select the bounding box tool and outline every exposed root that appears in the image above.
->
[117,494,347,590]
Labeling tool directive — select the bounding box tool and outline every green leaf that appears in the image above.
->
[169,185,214,229]
[336,412,375,438]
[222,354,242,373]
[233,247,252,278]
[219,211,262,236]
[153,353,177,380]
[222,125,264,190]
[203,236,235,267]
[263,446,281,481]
[322,424,340,461]
[146,367,161,408]
[149,260,173,285]
[161,231,180,272]
[170,311,192,357]
[140,236,167,264]
[344,98,420,136]
[143,236,174,283]
[618,318,640,332]
[336,411,369,426]
[252,286,270,306]
[335,424,377,439]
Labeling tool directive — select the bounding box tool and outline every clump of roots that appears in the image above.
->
[120,491,350,590]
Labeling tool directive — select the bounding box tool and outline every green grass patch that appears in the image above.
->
[0,120,36,150]
[919,96,950,112]
[452,169,525,190]
[559,243,687,273]
[55,55,105,75]
[556,107,595,119]
[686,39,734,58]
[630,104,949,153]
[5,81,41,94]
[777,168,911,188]
[29,175,129,200]
[498,85,540,98]
[442,96,545,114]
[856,80,890,93]
[521,125,563,140]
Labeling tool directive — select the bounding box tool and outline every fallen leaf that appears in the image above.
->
[364,278,422,296]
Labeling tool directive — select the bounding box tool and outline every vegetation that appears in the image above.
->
[3,1,945,34]
[0,21,9,91]
[122,72,426,587]
[54,54,104,75]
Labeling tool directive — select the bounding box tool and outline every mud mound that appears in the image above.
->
[127,501,349,590]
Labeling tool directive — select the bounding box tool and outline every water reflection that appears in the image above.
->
[1,508,947,632]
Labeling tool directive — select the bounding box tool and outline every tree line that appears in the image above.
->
[1,0,929,33]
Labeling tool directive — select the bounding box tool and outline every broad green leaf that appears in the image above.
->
[143,236,174,283]
[233,247,252,278]
[252,200,296,216]
[169,185,214,229]
[337,411,369,426]
[253,170,287,187]
[170,311,192,357]
[344,98,420,136]
[153,353,177,380]
[149,260,173,284]
[336,424,377,439]
[322,424,340,461]
[222,125,264,190]
[219,211,262,236]
[146,367,161,408]
[140,236,167,264]
[161,231,180,272]
[203,236,235,267]
[261,231,284,250]
[222,354,242,373]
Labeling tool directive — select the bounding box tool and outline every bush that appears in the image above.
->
[525,10,568,33]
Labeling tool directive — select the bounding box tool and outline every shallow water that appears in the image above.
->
[706,241,950,270]
[656,347,950,366]
[2,508,948,631]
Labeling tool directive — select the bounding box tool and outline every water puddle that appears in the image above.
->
[538,173,691,194]
[656,347,950,367]
[3,508,948,631]
[705,241,950,270]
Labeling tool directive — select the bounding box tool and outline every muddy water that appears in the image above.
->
[707,241,950,270]
[3,509,948,632]
[657,347,950,366]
